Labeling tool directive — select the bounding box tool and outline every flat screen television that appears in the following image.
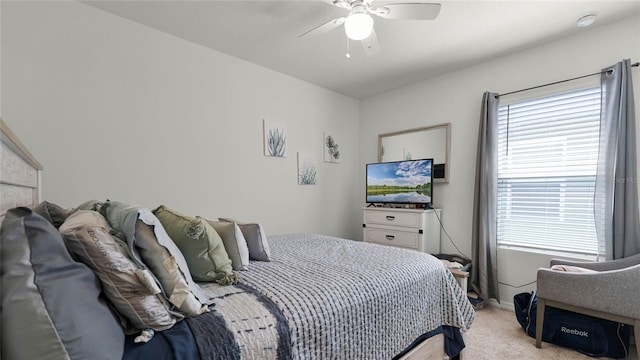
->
[366,158,433,208]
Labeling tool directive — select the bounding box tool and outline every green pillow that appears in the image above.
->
[134,220,208,316]
[202,219,250,271]
[154,205,238,284]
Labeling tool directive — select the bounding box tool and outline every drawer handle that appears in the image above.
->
[385,216,395,221]
[385,235,395,240]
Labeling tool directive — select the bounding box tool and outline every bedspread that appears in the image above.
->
[194,233,474,359]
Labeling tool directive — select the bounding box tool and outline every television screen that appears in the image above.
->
[366,158,433,207]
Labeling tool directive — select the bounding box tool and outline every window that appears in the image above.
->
[497,86,601,257]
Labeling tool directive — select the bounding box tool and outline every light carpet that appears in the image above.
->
[462,305,637,360]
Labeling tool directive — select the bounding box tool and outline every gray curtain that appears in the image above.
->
[595,59,640,260]
[471,92,500,303]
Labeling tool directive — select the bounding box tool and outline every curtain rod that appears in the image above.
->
[496,61,639,98]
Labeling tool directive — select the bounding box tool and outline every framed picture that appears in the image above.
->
[264,119,287,157]
[324,132,340,163]
[297,152,317,185]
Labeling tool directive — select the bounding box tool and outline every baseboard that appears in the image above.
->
[480,298,514,312]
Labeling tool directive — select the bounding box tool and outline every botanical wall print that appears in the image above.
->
[263,119,287,157]
[298,152,317,185]
[324,132,340,163]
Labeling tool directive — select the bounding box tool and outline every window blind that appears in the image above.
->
[497,86,601,256]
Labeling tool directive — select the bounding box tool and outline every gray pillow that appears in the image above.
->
[73,199,102,212]
[1,207,124,360]
[33,200,71,228]
[203,218,250,271]
[60,210,179,332]
[219,218,271,261]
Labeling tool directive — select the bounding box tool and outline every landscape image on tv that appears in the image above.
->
[366,159,432,204]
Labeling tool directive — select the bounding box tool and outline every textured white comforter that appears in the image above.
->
[200,233,475,359]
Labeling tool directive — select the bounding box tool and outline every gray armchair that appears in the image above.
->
[535,253,640,358]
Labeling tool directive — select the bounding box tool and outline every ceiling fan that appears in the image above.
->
[299,0,441,57]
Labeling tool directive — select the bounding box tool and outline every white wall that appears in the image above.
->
[358,14,640,305]
[0,1,2,117]
[1,1,361,239]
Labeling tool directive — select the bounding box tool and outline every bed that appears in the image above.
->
[0,118,43,226]
[0,117,475,360]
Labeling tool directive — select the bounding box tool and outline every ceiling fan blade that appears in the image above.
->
[376,3,441,20]
[298,17,346,38]
[361,28,380,56]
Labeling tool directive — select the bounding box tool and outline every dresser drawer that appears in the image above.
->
[364,209,422,228]
[364,228,420,250]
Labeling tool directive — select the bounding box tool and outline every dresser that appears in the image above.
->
[362,207,441,254]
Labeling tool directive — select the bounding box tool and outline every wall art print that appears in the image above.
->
[324,132,340,163]
[263,119,287,157]
[297,152,317,185]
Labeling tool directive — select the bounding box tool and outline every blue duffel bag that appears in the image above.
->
[514,291,631,358]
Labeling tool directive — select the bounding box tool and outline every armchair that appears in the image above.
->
[535,253,640,358]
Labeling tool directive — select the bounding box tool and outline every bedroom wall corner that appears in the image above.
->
[1,1,361,240]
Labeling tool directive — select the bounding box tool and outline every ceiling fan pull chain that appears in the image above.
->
[346,37,351,58]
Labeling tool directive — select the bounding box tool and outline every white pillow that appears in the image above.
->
[550,264,598,273]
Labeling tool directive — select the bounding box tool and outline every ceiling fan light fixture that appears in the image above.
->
[344,11,373,40]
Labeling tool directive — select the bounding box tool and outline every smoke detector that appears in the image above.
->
[576,13,597,27]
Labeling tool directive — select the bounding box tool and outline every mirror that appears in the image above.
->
[378,123,451,183]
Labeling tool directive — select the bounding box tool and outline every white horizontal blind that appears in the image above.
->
[497,86,601,256]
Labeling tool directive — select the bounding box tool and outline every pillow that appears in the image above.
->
[73,199,102,212]
[201,218,250,271]
[99,200,213,306]
[550,265,598,273]
[154,205,238,284]
[134,220,208,315]
[1,207,124,360]
[33,200,71,228]
[60,210,179,332]
[219,218,271,261]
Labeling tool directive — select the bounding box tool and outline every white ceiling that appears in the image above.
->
[84,0,640,99]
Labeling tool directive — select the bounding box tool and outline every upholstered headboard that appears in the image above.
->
[0,118,43,225]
